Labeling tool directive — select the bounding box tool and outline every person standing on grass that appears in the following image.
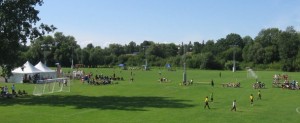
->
[231,100,236,111]
[258,90,261,100]
[130,76,134,82]
[210,92,214,102]
[11,84,16,94]
[211,79,214,87]
[204,96,210,109]
[250,94,254,106]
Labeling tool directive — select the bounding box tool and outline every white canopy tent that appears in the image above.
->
[8,61,42,83]
[34,61,56,79]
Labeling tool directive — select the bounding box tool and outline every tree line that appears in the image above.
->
[23,26,300,72]
[2,0,300,79]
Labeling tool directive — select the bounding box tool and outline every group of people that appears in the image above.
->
[273,74,299,90]
[22,74,42,83]
[159,77,169,83]
[81,72,125,85]
[253,81,265,89]
[1,84,27,98]
[204,90,262,111]
[282,80,299,90]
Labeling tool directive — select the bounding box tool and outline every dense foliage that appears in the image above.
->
[0,0,56,77]
[1,1,300,75]
[24,26,300,72]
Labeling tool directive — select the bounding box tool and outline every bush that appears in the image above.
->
[267,62,281,70]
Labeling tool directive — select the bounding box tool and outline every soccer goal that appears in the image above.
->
[33,78,71,96]
[247,68,258,79]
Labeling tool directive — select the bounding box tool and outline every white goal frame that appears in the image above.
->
[33,78,71,96]
[247,68,258,79]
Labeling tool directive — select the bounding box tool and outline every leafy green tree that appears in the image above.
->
[147,44,165,58]
[108,44,125,57]
[193,41,202,54]
[278,27,300,71]
[0,0,56,77]
[225,33,244,48]
[166,43,178,57]
[202,40,215,53]
[294,49,300,71]
[215,38,227,53]
[127,55,140,66]
[125,41,138,54]
[242,36,254,62]
[255,28,281,62]
[26,35,55,65]
[89,46,103,67]
[243,36,254,45]
[52,32,78,67]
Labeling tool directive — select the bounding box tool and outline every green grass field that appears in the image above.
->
[1,68,299,123]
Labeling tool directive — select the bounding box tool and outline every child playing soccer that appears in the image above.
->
[204,96,210,109]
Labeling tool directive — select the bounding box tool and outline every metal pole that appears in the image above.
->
[233,48,236,72]
[230,45,238,72]
[145,59,147,70]
[44,50,47,66]
[41,44,52,67]
[183,42,187,84]
[71,45,74,69]
[143,46,148,70]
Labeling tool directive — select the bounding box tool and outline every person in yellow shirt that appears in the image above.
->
[250,94,254,106]
[204,96,210,109]
[257,90,261,100]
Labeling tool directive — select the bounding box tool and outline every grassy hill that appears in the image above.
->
[0,68,299,123]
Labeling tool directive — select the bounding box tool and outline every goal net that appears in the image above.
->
[247,68,258,79]
[33,78,71,96]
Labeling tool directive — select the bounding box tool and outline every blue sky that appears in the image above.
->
[36,0,300,48]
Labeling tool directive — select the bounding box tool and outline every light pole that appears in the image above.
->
[143,46,149,70]
[230,45,238,72]
[178,42,187,85]
[41,44,52,66]
[70,44,74,69]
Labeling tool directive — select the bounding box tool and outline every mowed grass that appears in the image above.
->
[1,68,300,123]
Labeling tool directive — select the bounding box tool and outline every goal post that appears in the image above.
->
[247,68,258,79]
[33,78,71,96]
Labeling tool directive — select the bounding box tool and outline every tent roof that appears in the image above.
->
[12,61,42,74]
[34,61,55,72]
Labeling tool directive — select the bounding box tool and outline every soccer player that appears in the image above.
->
[231,100,236,111]
[258,90,261,100]
[210,92,214,102]
[11,84,16,94]
[250,94,254,106]
[211,80,214,87]
[204,96,210,109]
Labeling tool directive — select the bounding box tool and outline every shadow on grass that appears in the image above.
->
[0,95,195,111]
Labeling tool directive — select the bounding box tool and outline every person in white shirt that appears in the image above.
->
[231,100,236,111]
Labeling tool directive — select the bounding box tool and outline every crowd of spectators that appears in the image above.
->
[1,84,27,98]
[81,72,124,85]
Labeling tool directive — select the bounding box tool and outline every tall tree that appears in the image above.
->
[0,0,56,77]
[278,27,300,71]
[53,32,78,67]
[193,41,202,54]
[254,28,281,62]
